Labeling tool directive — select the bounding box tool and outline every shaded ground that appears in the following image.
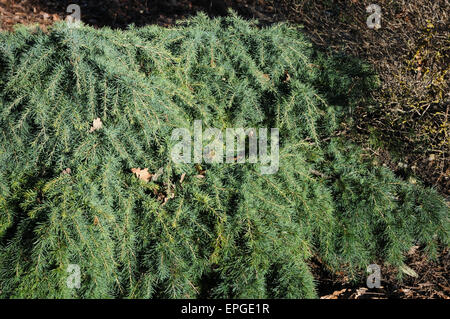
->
[0,0,448,299]
[0,0,278,30]
[316,247,449,299]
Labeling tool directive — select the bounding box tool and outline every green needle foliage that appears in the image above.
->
[0,13,448,298]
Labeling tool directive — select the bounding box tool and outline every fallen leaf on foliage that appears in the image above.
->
[283,71,291,83]
[62,168,71,175]
[93,216,99,226]
[89,117,103,133]
[180,173,186,184]
[131,167,152,183]
[407,245,419,255]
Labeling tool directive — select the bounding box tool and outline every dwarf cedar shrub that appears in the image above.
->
[0,14,448,298]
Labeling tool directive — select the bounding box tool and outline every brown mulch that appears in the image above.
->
[0,0,448,299]
[0,0,277,30]
[0,0,58,31]
[316,247,449,299]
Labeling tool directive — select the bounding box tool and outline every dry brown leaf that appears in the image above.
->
[320,288,347,299]
[93,216,99,226]
[180,173,186,184]
[89,117,103,133]
[408,245,420,255]
[131,167,152,183]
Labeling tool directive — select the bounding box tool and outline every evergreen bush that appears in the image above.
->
[0,14,448,298]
